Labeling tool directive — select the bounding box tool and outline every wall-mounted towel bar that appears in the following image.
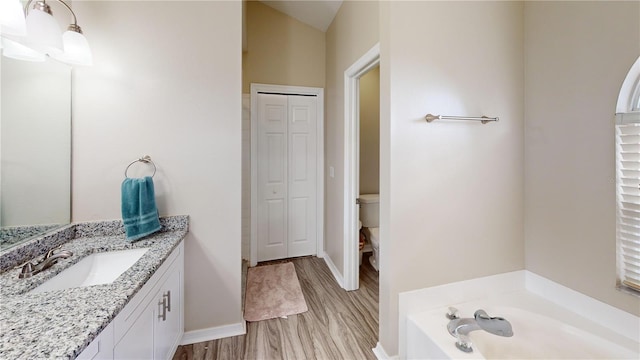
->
[425,114,499,124]
[125,155,157,178]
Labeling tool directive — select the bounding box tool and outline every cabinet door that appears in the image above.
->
[154,268,182,360]
[76,322,114,360]
[113,300,155,360]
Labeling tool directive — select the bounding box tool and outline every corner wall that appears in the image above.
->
[71,1,243,335]
[381,1,525,354]
[324,0,379,278]
[524,0,640,316]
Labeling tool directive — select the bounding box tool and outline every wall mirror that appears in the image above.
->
[0,56,72,250]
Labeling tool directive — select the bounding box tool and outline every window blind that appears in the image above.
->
[616,112,640,292]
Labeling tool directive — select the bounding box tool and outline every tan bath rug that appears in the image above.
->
[243,262,308,322]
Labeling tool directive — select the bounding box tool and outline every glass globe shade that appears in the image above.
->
[25,8,62,55]
[54,29,92,66]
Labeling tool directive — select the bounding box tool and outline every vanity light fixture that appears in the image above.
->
[0,0,92,66]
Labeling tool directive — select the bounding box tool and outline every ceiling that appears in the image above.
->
[259,0,344,32]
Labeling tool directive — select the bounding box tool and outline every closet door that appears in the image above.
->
[287,95,317,257]
[256,93,317,261]
[257,94,288,261]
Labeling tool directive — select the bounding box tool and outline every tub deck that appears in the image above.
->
[407,291,638,359]
[400,270,640,360]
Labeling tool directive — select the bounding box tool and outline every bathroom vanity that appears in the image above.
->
[0,216,188,359]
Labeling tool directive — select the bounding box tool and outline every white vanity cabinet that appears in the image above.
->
[78,241,184,360]
[75,322,114,360]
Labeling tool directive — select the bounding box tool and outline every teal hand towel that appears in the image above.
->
[121,176,161,241]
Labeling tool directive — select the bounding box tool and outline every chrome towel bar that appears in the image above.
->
[425,114,499,124]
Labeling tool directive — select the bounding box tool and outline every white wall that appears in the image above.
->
[380,1,525,355]
[524,1,640,316]
[71,0,242,335]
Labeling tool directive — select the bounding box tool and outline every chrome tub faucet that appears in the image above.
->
[446,307,513,353]
[19,247,73,279]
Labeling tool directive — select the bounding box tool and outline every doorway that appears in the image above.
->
[343,44,380,290]
[358,65,380,271]
[250,83,325,266]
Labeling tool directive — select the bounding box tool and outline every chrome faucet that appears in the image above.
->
[19,248,73,279]
[446,307,513,353]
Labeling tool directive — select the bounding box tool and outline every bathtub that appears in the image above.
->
[400,271,640,359]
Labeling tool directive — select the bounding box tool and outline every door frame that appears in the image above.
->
[343,44,380,290]
[250,83,325,266]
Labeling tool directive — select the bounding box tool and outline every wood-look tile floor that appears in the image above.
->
[173,254,379,360]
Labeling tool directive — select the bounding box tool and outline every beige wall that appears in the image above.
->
[325,0,379,276]
[243,0,325,92]
[380,1,525,354]
[359,66,380,195]
[524,1,640,316]
[72,0,243,334]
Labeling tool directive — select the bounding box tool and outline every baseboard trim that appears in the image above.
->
[321,251,344,288]
[373,342,397,360]
[181,321,246,345]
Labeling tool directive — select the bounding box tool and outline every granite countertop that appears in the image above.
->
[0,216,188,359]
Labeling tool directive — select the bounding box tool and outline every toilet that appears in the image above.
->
[359,193,380,271]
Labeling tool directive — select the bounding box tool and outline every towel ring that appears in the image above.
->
[124,155,156,178]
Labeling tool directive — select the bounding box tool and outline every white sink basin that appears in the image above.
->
[30,248,149,293]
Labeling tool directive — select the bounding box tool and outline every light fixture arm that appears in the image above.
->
[26,0,51,15]
[24,0,80,30]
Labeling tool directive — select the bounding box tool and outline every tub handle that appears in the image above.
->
[455,334,473,353]
[446,307,459,320]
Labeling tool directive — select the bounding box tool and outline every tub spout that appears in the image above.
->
[447,308,513,353]
[474,309,513,337]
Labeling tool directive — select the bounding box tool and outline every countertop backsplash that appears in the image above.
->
[0,216,188,273]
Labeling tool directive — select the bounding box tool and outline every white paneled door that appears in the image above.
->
[257,93,317,261]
